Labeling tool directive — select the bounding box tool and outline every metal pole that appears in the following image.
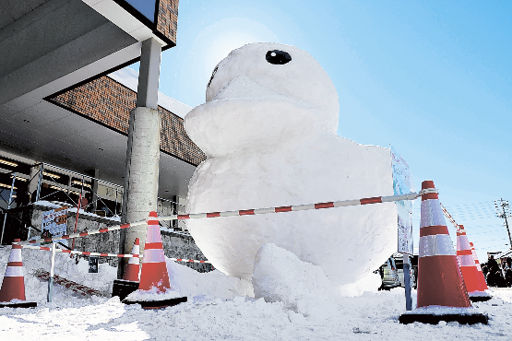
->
[403,254,413,310]
[47,242,56,302]
[495,199,512,249]
[500,199,512,249]
[114,189,117,216]
[71,177,84,252]
[35,164,44,202]
[0,176,16,245]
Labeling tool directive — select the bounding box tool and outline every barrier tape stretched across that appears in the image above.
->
[15,189,436,247]
[20,244,139,258]
[440,203,458,229]
[157,190,434,222]
[18,220,147,247]
[20,244,211,264]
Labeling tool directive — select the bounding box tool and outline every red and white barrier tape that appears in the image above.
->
[168,257,211,264]
[20,244,211,264]
[440,203,458,229]
[157,190,433,222]
[17,220,147,247]
[20,244,139,258]
[15,189,435,247]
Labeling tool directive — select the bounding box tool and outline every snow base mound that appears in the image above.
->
[252,243,338,318]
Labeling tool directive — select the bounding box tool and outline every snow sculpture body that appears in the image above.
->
[184,43,396,287]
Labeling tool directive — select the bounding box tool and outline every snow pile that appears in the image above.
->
[1,244,512,339]
[185,42,396,287]
[252,243,337,318]
[165,258,253,299]
[33,200,62,209]
[0,246,116,305]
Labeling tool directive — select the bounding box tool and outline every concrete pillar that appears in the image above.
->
[118,38,162,278]
[176,196,187,231]
[27,165,42,202]
[27,166,39,200]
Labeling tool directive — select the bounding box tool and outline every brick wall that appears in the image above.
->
[157,0,179,44]
[48,76,206,166]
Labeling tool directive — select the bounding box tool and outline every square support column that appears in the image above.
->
[118,38,162,278]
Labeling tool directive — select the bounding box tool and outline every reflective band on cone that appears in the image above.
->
[139,212,171,292]
[0,239,27,302]
[416,181,471,308]
[123,238,140,282]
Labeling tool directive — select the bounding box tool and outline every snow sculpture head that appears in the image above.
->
[185,43,339,157]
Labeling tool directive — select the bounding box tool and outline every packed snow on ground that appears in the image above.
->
[1,245,512,340]
[185,43,397,288]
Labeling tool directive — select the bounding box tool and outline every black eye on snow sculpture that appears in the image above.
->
[266,50,292,65]
[207,65,219,88]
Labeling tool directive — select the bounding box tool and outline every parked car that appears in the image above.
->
[379,257,401,290]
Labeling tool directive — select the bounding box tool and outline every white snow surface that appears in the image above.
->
[252,243,338,319]
[184,43,396,286]
[1,246,512,340]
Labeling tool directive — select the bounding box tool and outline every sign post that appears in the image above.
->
[47,242,56,302]
[392,149,414,311]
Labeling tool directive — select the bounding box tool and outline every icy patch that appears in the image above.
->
[252,243,338,318]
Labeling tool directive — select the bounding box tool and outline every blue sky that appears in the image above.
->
[133,1,512,260]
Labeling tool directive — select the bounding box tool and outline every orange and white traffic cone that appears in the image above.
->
[123,238,140,282]
[456,225,490,301]
[139,212,171,292]
[0,239,37,308]
[469,241,491,300]
[400,181,487,324]
[123,212,186,309]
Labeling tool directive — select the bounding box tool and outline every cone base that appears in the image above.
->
[0,301,37,309]
[469,295,492,302]
[122,296,187,310]
[112,279,140,301]
[399,312,488,325]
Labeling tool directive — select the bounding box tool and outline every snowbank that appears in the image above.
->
[252,243,337,318]
[1,244,511,340]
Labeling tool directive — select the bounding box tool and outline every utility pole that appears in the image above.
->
[495,198,512,250]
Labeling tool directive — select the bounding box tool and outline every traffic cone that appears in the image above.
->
[469,241,491,300]
[399,181,487,324]
[123,211,187,309]
[470,242,486,279]
[138,212,170,292]
[0,239,37,308]
[456,225,490,301]
[123,238,140,282]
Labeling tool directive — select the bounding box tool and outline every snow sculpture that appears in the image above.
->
[184,43,396,287]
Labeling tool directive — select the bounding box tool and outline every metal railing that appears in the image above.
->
[0,161,186,244]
